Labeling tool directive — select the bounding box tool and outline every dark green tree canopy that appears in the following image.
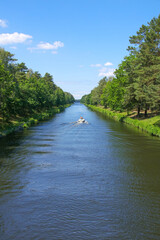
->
[0,49,75,121]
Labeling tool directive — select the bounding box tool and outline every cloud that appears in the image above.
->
[37,41,64,50]
[0,19,7,28]
[104,62,113,66]
[90,61,114,78]
[90,64,102,67]
[28,40,64,53]
[90,62,113,68]
[0,32,32,45]
[98,67,115,78]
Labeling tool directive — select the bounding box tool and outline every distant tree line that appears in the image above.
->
[0,48,75,121]
[81,15,160,116]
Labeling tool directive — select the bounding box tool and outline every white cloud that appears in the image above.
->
[28,40,64,54]
[98,67,115,78]
[37,41,64,50]
[0,19,7,28]
[90,64,102,67]
[0,32,32,45]
[90,62,115,78]
[104,62,113,66]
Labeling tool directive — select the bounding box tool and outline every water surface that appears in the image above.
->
[0,102,160,240]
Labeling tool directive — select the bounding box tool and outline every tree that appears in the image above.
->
[0,48,74,121]
[127,15,160,115]
[43,72,56,91]
[54,87,65,105]
[0,48,17,70]
[90,77,107,105]
[15,62,28,82]
[0,62,14,120]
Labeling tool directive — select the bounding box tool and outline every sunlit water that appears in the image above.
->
[0,102,160,240]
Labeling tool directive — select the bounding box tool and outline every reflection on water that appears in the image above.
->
[0,103,160,240]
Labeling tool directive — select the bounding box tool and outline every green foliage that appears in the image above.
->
[64,92,75,104]
[0,63,15,121]
[81,94,91,104]
[90,78,107,105]
[153,120,160,127]
[81,14,160,116]
[101,60,130,111]
[0,48,75,122]
[0,48,17,72]
[127,15,160,115]
[80,77,107,105]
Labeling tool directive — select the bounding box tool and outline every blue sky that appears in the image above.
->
[0,0,160,99]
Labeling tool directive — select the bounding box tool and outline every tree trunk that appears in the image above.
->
[137,105,140,116]
[145,107,147,117]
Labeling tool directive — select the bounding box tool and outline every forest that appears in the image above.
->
[0,48,75,122]
[81,15,160,117]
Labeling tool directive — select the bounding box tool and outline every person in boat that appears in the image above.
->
[78,116,85,123]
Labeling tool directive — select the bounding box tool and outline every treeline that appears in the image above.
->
[0,48,74,121]
[81,15,160,116]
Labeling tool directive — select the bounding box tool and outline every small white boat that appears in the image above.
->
[77,117,88,124]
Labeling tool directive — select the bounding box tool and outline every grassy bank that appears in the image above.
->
[87,104,160,137]
[0,104,71,138]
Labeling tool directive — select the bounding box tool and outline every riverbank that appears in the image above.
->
[0,104,71,138]
[87,104,160,137]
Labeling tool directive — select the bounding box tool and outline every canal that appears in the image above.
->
[0,102,160,240]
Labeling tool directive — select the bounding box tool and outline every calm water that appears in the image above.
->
[0,102,160,240]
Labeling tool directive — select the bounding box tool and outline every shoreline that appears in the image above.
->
[0,104,72,138]
[86,104,160,138]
